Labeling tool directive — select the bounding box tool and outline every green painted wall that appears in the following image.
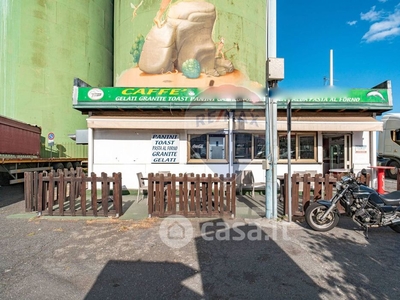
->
[0,0,114,158]
[207,0,267,84]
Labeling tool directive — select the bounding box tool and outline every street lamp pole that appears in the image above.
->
[265,0,277,219]
[265,89,272,218]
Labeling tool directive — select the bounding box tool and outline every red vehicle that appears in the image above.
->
[0,115,86,185]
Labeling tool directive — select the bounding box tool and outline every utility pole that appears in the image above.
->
[265,0,283,219]
[265,0,276,219]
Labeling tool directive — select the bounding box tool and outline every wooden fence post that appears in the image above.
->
[80,172,87,216]
[91,172,97,217]
[223,173,229,216]
[397,168,400,191]
[213,174,219,216]
[324,174,334,200]
[302,174,311,214]
[190,173,195,213]
[195,174,201,218]
[159,174,165,218]
[75,167,82,197]
[69,172,76,216]
[112,172,122,217]
[148,173,154,216]
[33,171,39,212]
[101,172,108,217]
[284,173,289,216]
[313,174,322,200]
[24,172,33,212]
[206,174,212,217]
[291,174,299,216]
[48,172,54,216]
[171,174,177,215]
[179,173,186,216]
[37,172,43,215]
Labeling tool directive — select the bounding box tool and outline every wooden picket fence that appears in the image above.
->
[283,172,371,217]
[24,168,122,217]
[397,168,400,190]
[148,173,236,218]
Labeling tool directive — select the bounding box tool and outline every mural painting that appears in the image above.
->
[115,0,266,101]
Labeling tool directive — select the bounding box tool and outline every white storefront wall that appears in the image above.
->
[89,126,376,190]
[352,131,373,170]
[91,129,229,189]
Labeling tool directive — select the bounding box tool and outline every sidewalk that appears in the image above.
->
[2,185,270,221]
[121,193,270,221]
[10,177,396,222]
[1,183,400,299]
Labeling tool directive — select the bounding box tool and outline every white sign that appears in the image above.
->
[88,88,104,100]
[355,145,367,153]
[151,134,179,163]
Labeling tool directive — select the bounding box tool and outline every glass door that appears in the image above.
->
[323,134,352,174]
[344,134,352,170]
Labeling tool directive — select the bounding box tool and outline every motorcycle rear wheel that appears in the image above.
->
[305,203,339,232]
[389,224,400,233]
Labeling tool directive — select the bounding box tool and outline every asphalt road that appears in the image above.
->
[1,183,400,299]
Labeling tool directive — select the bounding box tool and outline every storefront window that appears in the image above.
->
[279,135,295,159]
[254,134,266,159]
[234,133,252,159]
[189,134,227,162]
[299,135,315,159]
[209,134,226,159]
[279,133,316,161]
[190,135,207,159]
[190,132,316,163]
[233,133,266,160]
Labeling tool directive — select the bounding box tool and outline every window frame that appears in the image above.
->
[188,133,228,163]
[278,132,317,162]
[233,133,266,162]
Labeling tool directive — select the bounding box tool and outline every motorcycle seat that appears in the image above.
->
[380,191,400,206]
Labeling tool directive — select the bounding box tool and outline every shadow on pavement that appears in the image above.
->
[84,260,200,299]
[0,183,24,209]
[301,220,400,299]
[85,219,327,299]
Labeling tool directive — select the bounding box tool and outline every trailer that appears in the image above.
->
[0,115,86,185]
[377,113,400,179]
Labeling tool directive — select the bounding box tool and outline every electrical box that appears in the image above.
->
[76,129,88,144]
[262,159,270,170]
[266,58,284,81]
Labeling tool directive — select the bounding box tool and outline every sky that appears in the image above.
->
[277,0,400,115]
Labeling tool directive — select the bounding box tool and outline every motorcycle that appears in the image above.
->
[305,169,400,235]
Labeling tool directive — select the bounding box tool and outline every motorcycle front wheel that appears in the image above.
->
[305,203,339,232]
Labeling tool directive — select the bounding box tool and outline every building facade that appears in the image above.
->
[1,0,113,158]
[72,0,391,189]
[73,83,390,189]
